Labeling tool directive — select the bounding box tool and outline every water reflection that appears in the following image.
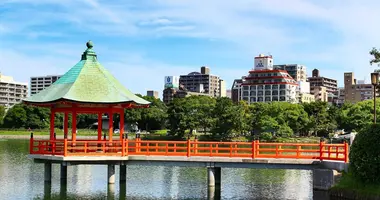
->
[0,139,332,200]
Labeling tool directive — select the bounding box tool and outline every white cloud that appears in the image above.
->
[1,0,380,90]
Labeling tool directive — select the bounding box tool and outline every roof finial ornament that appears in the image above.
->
[86,40,94,49]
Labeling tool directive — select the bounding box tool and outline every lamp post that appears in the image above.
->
[371,72,379,123]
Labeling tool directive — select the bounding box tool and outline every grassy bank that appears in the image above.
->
[331,172,380,197]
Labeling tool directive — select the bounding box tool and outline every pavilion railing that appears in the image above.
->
[29,136,349,163]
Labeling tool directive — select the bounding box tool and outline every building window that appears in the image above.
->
[250,97,256,102]
[265,91,271,95]
[280,96,286,101]
[258,97,263,102]
[280,85,286,89]
[265,85,271,89]
[250,91,256,96]
[265,97,271,101]
[258,91,263,95]
[272,91,278,95]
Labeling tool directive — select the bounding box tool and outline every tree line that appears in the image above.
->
[0,95,377,139]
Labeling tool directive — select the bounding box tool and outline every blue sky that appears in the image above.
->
[1,0,380,98]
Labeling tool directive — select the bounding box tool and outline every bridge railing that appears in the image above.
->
[29,136,349,162]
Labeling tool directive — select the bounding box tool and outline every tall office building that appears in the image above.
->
[233,54,298,104]
[344,72,374,103]
[0,73,28,109]
[179,66,221,97]
[30,75,62,95]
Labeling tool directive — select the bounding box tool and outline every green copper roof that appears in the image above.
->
[24,41,150,105]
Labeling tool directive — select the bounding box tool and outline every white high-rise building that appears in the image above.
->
[236,54,298,103]
[30,75,62,96]
[0,73,28,109]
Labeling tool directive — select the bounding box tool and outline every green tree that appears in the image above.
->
[3,104,27,128]
[303,101,336,136]
[339,100,376,132]
[370,47,380,65]
[0,105,5,126]
[168,96,215,138]
[350,124,380,184]
[211,97,244,140]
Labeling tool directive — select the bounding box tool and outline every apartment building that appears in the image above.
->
[30,75,62,95]
[307,69,338,94]
[179,66,221,97]
[344,72,374,103]
[147,90,159,99]
[162,85,210,104]
[0,73,28,109]
[311,86,328,102]
[233,54,298,104]
[274,64,307,82]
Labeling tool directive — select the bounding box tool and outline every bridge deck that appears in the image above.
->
[29,138,349,163]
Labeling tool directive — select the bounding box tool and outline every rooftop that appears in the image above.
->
[23,41,150,107]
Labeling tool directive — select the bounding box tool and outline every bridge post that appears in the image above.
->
[108,164,115,184]
[44,162,52,183]
[120,165,127,183]
[319,138,325,161]
[344,142,349,163]
[187,136,191,157]
[313,169,338,190]
[60,163,67,183]
[207,167,221,187]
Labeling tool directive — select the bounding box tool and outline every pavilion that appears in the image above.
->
[23,41,150,144]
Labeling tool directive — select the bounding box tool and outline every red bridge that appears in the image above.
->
[30,136,349,162]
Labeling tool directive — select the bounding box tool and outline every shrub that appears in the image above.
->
[260,132,273,141]
[349,124,380,184]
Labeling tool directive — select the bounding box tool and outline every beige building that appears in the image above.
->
[344,72,374,103]
[162,85,210,104]
[299,93,315,103]
[179,66,221,97]
[219,79,226,97]
[274,64,307,82]
[311,86,328,102]
[0,73,28,109]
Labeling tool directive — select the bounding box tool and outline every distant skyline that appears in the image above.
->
[1,0,380,97]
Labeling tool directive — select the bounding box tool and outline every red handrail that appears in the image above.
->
[29,137,349,163]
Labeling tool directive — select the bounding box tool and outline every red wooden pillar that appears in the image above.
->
[108,111,113,142]
[120,111,124,141]
[50,109,55,140]
[64,112,68,139]
[97,113,102,141]
[72,110,77,142]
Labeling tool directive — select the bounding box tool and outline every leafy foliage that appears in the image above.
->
[370,47,380,65]
[0,105,5,125]
[350,124,380,184]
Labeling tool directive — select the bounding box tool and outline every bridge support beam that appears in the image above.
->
[44,162,52,183]
[108,164,115,184]
[120,165,127,183]
[207,167,221,187]
[60,164,67,182]
[313,169,338,190]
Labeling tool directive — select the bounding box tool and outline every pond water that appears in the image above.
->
[0,139,333,200]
